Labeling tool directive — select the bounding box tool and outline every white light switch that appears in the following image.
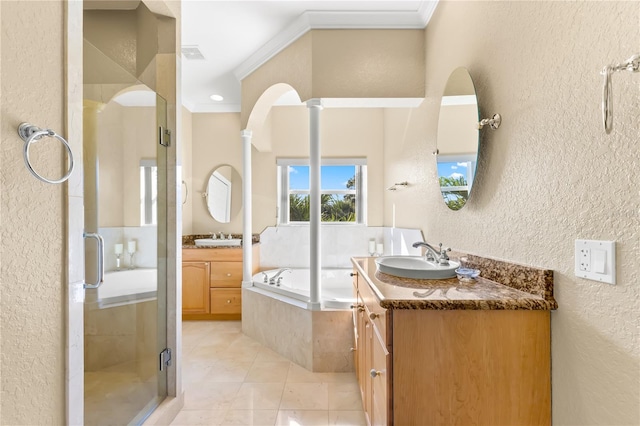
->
[575,240,616,284]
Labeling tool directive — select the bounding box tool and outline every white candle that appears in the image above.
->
[128,240,136,253]
[115,243,123,255]
[368,239,376,255]
[376,243,384,255]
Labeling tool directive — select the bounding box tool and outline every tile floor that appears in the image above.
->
[172,321,366,426]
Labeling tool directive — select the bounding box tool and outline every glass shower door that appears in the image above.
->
[83,39,168,426]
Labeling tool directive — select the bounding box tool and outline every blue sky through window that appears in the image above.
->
[289,165,355,190]
[437,161,468,182]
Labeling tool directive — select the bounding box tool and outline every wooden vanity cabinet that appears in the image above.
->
[182,244,259,320]
[182,261,210,314]
[352,267,552,426]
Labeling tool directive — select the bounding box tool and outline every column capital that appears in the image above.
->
[240,129,253,139]
[306,98,323,109]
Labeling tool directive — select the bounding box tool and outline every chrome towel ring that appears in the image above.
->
[17,122,74,184]
[601,54,639,134]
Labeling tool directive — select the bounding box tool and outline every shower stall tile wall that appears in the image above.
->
[259,226,423,268]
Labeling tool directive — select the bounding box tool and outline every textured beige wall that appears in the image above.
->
[311,29,425,99]
[241,33,313,129]
[190,113,243,234]
[0,1,66,424]
[252,106,385,233]
[384,2,640,424]
[241,29,425,129]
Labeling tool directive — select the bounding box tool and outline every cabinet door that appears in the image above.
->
[182,261,210,314]
[370,325,389,426]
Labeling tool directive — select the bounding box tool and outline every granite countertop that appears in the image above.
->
[352,256,558,311]
[181,233,260,249]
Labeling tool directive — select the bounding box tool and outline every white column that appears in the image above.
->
[241,129,253,287]
[307,99,323,310]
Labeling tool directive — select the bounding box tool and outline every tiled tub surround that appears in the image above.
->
[100,226,158,271]
[241,227,423,374]
[258,226,423,268]
[242,288,354,373]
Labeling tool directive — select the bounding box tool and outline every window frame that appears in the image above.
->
[277,158,367,226]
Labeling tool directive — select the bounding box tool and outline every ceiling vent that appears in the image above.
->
[182,46,205,60]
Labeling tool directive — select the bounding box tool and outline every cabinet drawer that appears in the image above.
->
[358,275,387,340]
[210,262,243,287]
[210,288,241,314]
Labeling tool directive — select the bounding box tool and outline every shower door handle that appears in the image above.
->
[83,232,104,289]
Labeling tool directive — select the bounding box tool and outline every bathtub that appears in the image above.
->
[251,268,355,309]
[95,268,157,308]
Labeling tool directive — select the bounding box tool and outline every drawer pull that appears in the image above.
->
[226,299,231,304]
[370,369,381,378]
[226,273,232,277]
[350,347,356,352]
[350,304,365,312]
[369,312,379,320]
[350,272,357,277]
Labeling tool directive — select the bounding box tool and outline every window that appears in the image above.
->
[140,159,157,226]
[277,158,367,225]
[437,154,476,211]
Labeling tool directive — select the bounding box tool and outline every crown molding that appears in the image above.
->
[234,1,439,82]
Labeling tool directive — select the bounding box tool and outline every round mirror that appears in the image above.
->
[205,165,242,223]
[436,67,479,211]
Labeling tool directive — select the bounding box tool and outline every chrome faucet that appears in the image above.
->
[412,242,451,266]
[270,268,292,286]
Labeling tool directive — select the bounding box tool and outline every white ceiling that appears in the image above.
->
[181,1,436,113]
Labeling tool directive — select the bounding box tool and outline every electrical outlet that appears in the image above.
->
[579,247,591,271]
[575,239,616,284]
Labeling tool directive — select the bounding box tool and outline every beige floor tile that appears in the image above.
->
[245,361,291,383]
[285,363,324,383]
[275,410,329,426]
[170,409,227,425]
[328,382,363,411]
[183,381,243,410]
[229,382,285,410]
[328,410,366,426]
[204,360,253,382]
[280,383,329,410]
[221,409,278,426]
[253,347,291,365]
[182,360,215,384]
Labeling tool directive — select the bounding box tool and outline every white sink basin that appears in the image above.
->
[194,238,241,247]
[375,256,459,280]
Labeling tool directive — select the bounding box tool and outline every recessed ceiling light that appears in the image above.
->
[210,94,224,101]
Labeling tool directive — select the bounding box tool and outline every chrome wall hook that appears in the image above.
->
[17,122,74,184]
[478,114,501,130]
[602,53,639,134]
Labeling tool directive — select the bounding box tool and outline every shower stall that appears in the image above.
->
[82,4,176,424]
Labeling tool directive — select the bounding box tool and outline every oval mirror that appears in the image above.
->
[435,67,479,211]
[205,165,242,223]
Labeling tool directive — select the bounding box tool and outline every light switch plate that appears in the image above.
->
[575,240,616,284]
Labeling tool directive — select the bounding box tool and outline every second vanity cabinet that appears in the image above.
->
[352,258,555,426]
[182,244,259,320]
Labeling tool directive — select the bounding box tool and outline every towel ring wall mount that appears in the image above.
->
[18,122,74,184]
